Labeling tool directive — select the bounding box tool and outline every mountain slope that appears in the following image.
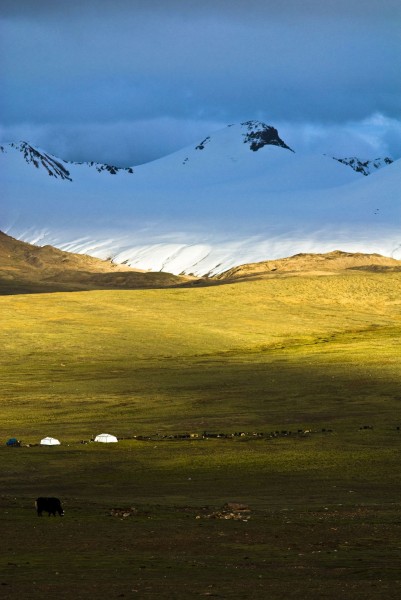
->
[1,121,400,275]
[217,250,401,281]
[0,231,189,294]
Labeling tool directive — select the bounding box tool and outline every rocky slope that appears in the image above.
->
[333,156,393,176]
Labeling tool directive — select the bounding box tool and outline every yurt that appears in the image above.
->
[94,433,118,443]
[40,436,61,446]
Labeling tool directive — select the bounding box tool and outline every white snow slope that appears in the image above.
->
[1,121,400,275]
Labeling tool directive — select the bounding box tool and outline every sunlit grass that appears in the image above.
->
[1,272,400,437]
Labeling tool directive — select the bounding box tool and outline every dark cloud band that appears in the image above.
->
[1,0,400,162]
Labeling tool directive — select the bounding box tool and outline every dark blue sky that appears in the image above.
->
[1,0,400,165]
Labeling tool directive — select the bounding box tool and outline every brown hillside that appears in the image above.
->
[216,250,401,281]
[0,231,190,294]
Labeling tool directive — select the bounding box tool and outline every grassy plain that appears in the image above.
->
[1,271,401,598]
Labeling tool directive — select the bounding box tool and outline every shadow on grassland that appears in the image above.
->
[0,270,200,295]
[4,331,400,436]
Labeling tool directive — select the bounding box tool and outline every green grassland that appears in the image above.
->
[1,272,401,598]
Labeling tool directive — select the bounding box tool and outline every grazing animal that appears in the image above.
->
[35,497,64,517]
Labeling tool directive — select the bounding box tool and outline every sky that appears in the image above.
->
[1,0,400,166]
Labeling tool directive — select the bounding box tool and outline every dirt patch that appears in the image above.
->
[196,502,251,521]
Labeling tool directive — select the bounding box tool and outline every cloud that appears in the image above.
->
[0,1,400,162]
[1,0,400,20]
[278,114,401,159]
[1,11,399,121]
[2,113,400,165]
[0,118,225,166]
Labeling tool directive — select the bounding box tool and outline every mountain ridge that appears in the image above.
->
[2,231,401,295]
[1,120,392,178]
[332,155,393,176]
[1,120,400,275]
[0,141,135,179]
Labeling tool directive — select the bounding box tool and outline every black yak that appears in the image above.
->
[35,497,64,517]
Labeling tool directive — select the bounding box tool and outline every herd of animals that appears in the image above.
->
[14,424,392,519]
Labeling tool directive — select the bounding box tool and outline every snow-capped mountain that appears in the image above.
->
[1,121,400,275]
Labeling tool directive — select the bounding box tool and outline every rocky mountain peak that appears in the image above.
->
[240,120,294,152]
[193,121,294,154]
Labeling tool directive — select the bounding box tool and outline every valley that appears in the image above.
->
[1,261,401,598]
[2,1,400,596]
[1,119,400,598]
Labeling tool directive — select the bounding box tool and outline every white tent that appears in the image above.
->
[40,436,61,446]
[94,433,118,443]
